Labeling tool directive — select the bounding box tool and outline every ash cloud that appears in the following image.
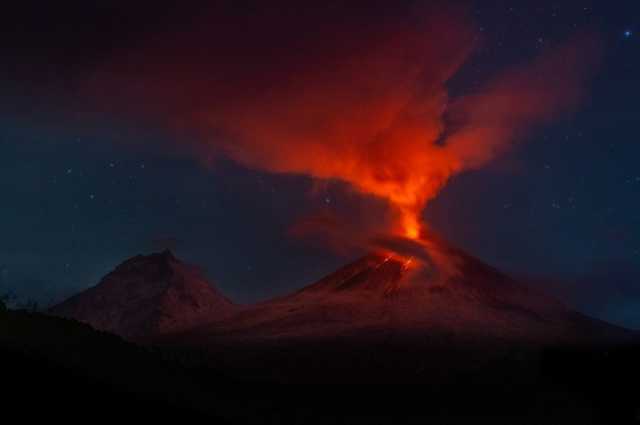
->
[88,2,601,239]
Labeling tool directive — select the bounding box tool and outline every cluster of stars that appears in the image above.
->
[59,159,150,202]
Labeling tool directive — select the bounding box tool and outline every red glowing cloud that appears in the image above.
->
[89,4,600,239]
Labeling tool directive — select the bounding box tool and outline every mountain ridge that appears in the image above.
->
[161,236,633,349]
[50,250,235,340]
[51,239,635,348]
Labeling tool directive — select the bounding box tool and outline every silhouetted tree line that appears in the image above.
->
[0,291,39,312]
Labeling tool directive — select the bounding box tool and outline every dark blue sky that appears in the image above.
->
[1,1,639,328]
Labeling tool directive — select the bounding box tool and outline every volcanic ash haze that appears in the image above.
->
[92,3,601,239]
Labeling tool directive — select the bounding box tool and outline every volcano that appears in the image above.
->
[137,236,631,384]
[173,236,625,345]
[51,239,634,383]
[51,250,235,340]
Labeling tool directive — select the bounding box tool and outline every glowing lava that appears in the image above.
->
[400,210,422,240]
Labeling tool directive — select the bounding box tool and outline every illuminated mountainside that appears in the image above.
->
[51,238,631,349]
[175,235,630,346]
[50,251,235,340]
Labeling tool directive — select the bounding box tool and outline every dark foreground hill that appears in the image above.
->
[0,304,215,420]
[2,302,640,424]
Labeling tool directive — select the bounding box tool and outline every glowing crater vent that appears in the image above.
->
[297,253,417,298]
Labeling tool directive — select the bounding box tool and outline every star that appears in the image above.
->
[624,30,632,38]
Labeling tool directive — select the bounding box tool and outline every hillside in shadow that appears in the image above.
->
[2,300,640,424]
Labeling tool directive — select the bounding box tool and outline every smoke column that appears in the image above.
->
[90,3,600,239]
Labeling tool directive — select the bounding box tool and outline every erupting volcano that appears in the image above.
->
[153,233,629,351]
[108,234,626,384]
[52,232,632,354]
[6,1,640,421]
[49,4,618,386]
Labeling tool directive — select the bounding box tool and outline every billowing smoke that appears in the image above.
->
[90,2,600,240]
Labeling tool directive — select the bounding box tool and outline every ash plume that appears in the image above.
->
[89,2,601,240]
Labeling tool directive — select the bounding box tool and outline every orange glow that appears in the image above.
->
[92,7,600,242]
[402,257,414,271]
[196,25,596,241]
[401,211,421,240]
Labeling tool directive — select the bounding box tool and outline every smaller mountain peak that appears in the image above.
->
[51,250,235,340]
[115,250,180,273]
[159,249,176,259]
[150,249,178,265]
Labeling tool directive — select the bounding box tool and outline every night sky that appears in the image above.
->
[2,1,640,328]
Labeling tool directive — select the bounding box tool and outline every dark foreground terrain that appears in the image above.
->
[2,303,639,424]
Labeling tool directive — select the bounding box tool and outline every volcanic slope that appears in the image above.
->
[175,235,630,346]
